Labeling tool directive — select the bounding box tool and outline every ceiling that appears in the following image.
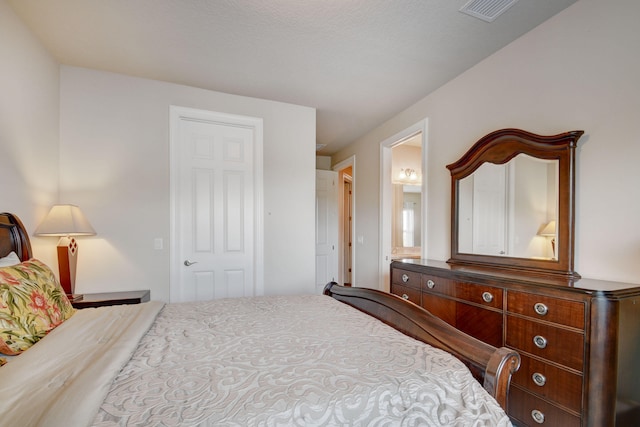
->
[9,0,577,155]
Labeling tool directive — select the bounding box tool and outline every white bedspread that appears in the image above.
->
[0,301,163,427]
[0,295,511,426]
[93,295,511,426]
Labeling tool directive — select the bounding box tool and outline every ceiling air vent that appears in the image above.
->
[459,0,520,22]
[316,144,326,151]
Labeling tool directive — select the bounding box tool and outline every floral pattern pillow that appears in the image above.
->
[0,259,76,355]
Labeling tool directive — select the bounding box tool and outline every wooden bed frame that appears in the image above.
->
[324,282,520,410]
[1,212,519,410]
[0,213,32,262]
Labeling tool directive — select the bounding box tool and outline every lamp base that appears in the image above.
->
[57,237,78,295]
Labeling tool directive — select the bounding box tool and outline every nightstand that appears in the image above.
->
[71,290,150,309]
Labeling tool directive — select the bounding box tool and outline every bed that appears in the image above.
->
[0,212,519,426]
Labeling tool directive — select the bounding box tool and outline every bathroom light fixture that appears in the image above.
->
[399,168,418,181]
[394,168,422,185]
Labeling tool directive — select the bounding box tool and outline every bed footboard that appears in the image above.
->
[323,282,520,410]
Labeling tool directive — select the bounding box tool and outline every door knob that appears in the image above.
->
[184,260,198,266]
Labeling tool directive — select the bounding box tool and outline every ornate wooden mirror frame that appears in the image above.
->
[447,128,584,279]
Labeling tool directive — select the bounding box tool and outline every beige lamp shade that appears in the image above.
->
[538,220,556,237]
[34,205,96,236]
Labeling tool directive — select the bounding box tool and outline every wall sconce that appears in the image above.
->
[538,220,556,258]
[34,204,96,301]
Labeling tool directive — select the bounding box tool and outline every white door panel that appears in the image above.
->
[316,170,338,292]
[171,107,262,302]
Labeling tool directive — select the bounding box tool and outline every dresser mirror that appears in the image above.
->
[447,128,584,279]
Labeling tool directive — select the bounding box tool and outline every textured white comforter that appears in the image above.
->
[0,295,511,426]
[94,295,511,426]
[0,300,163,427]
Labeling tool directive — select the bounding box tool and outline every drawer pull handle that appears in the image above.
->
[402,274,409,283]
[482,292,494,303]
[531,409,545,424]
[426,279,435,289]
[532,372,547,387]
[402,294,409,300]
[534,303,549,316]
[533,335,548,349]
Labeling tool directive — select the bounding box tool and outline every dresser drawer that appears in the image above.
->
[507,291,585,330]
[421,295,503,347]
[456,302,503,347]
[422,293,456,326]
[506,315,584,371]
[391,268,421,290]
[509,385,580,427]
[391,283,421,305]
[456,282,503,309]
[422,275,456,297]
[422,277,502,309]
[513,354,583,413]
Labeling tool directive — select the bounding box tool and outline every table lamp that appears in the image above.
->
[34,204,96,301]
[538,220,556,259]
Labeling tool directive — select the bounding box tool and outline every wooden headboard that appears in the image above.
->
[0,213,33,261]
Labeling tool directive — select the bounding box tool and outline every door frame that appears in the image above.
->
[333,155,356,287]
[169,105,264,302]
[379,119,429,291]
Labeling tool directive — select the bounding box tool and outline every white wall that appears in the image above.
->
[59,66,316,302]
[316,156,332,170]
[0,0,60,267]
[334,0,640,285]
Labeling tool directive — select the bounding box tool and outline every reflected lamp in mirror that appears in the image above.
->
[34,205,96,302]
[538,220,557,259]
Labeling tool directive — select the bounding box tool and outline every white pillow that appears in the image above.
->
[0,252,21,267]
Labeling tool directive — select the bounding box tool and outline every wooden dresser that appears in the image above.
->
[390,259,640,427]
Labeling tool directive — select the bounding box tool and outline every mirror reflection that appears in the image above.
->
[457,154,558,260]
[391,136,422,259]
[393,184,421,249]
